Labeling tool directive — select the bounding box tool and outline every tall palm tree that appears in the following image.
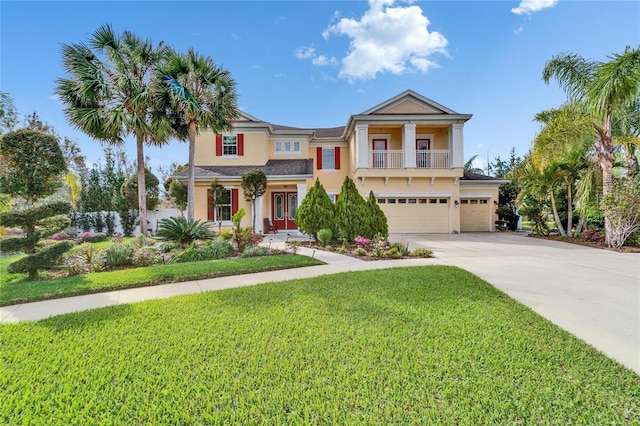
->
[56,24,173,235]
[542,46,640,245]
[463,155,485,175]
[156,48,239,219]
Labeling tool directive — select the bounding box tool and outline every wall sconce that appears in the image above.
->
[493,200,499,205]
[454,200,459,207]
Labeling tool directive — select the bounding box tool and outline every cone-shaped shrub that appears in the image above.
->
[295,178,335,240]
[334,177,368,241]
[365,191,389,239]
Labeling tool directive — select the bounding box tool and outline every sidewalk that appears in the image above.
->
[0,239,440,324]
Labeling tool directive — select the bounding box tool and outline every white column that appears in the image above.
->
[255,195,264,233]
[356,124,369,168]
[403,123,416,168]
[450,123,464,168]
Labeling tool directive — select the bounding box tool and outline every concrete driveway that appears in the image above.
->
[390,232,640,374]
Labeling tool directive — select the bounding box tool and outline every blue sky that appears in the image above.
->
[2,0,638,173]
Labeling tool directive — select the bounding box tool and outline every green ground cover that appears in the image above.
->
[0,255,322,306]
[2,266,638,424]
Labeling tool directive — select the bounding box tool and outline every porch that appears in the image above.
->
[370,149,451,169]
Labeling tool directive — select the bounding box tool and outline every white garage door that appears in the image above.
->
[377,197,450,233]
[461,199,489,232]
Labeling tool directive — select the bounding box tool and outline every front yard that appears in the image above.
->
[2,266,638,424]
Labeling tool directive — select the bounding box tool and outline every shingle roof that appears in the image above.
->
[461,172,506,181]
[174,159,314,180]
[314,126,345,138]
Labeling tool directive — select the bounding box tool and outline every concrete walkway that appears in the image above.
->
[391,232,640,374]
[2,232,638,374]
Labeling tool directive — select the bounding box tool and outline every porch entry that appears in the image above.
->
[272,192,298,230]
[416,138,431,168]
[372,139,387,168]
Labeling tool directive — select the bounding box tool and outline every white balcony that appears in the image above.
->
[369,149,450,169]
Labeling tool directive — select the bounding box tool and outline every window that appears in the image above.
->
[429,199,437,204]
[461,199,469,204]
[378,198,386,204]
[480,200,488,204]
[322,148,335,170]
[213,189,231,222]
[419,199,427,204]
[398,198,407,204]
[388,198,396,204]
[223,136,237,156]
[328,194,338,203]
[408,198,417,204]
[275,141,301,153]
[470,199,478,204]
[439,199,448,204]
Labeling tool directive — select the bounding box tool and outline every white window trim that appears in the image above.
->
[274,140,301,155]
[222,135,238,157]
[321,147,336,171]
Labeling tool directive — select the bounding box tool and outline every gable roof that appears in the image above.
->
[361,89,458,115]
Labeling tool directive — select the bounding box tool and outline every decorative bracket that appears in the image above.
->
[384,177,389,185]
[407,176,412,185]
[430,176,435,186]
[360,176,366,186]
[454,177,459,185]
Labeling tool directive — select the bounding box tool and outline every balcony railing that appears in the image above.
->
[416,150,450,168]
[369,149,451,169]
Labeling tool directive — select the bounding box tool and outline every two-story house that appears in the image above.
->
[174,90,507,234]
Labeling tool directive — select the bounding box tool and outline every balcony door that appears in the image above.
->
[372,139,387,168]
[416,138,431,168]
[272,192,298,230]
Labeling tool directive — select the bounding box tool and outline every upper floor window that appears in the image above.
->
[316,147,341,170]
[216,134,244,157]
[223,136,237,156]
[275,141,301,153]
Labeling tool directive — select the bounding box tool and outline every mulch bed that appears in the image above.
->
[527,234,640,253]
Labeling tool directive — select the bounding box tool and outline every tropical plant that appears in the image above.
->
[156,216,214,248]
[295,178,335,240]
[156,47,239,219]
[241,169,267,230]
[464,155,485,174]
[56,24,174,235]
[542,46,640,245]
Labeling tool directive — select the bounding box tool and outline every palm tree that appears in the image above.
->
[55,24,173,235]
[156,48,239,219]
[464,155,485,175]
[542,46,640,245]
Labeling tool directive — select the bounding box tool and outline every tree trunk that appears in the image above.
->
[187,121,197,220]
[550,191,567,237]
[599,119,616,247]
[137,136,147,236]
[566,182,574,237]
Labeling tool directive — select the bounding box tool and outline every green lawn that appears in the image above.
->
[2,266,638,424]
[0,255,322,306]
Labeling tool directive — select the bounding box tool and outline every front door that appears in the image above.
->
[272,192,298,230]
[416,139,431,168]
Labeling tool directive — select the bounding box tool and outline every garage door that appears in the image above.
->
[377,197,450,233]
[461,199,489,232]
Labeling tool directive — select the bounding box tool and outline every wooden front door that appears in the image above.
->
[272,192,298,230]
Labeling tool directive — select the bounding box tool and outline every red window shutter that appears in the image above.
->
[316,147,323,170]
[215,135,222,156]
[334,147,340,170]
[207,189,214,221]
[237,134,244,156]
[231,189,239,215]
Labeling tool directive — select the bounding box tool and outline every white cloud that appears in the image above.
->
[295,46,337,68]
[319,0,447,81]
[511,0,559,15]
[514,26,524,35]
[476,143,485,149]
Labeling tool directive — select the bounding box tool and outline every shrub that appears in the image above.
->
[133,247,162,267]
[78,232,108,243]
[234,227,264,253]
[353,247,367,256]
[411,248,433,258]
[51,231,71,241]
[286,240,301,254]
[242,245,271,257]
[334,177,368,241]
[207,239,234,259]
[218,229,233,241]
[355,235,371,246]
[389,241,410,256]
[384,247,403,258]
[101,243,135,267]
[295,178,335,239]
[132,234,155,248]
[66,242,100,264]
[7,241,74,276]
[365,191,389,239]
[581,229,604,243]
[317,228,333,246]
[157,217,214,248]
[336,246,347,254]
[64,257,86,276]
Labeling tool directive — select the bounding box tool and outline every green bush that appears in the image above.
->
[295,178,335,239]
[242,245,271,257]
[411,248,433,258]
[389,241,410,256]
[234,227,264,253]
[156,217,214,247]
[353,247,367,256]
[7,241,74,275]
[101,243,135,267]
[207,239,234,259]
[384,247,403,258]
[334,177,368,241]
[316,228,333,246]
[132,247,162,267]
